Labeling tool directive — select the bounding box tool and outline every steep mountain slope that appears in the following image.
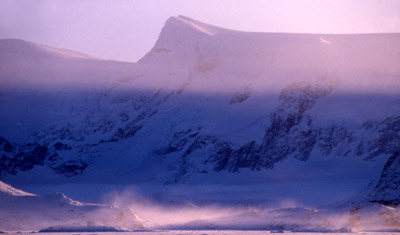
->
[369,151,400,206]
[0,16,399,207]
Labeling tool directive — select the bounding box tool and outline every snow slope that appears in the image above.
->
[0,180,144,231]
[0,16,399,210]
[0,180,35,196]
[1,180,400,232]
[0,39,136,142]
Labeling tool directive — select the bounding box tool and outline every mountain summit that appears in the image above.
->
[166,15,225,35]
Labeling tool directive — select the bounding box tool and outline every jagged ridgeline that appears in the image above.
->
[1,16,400,205]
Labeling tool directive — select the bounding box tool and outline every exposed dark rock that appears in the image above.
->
[225,141,262,171]
[162,80,400,184]
[257,81,334,162]
[53,142,72,151]
[119,112,130,122]
[109,125,142,142]
[0,89,177,178]
[365,117,400,160]
[155,128,200,155]
[230,88,251,104]
[0,137,16,152]
[196,81,335,178]
[369,151,400,206]
[51,160,88,177]
[1,79,399,187]
[210,142,233,172]
[0,140,48,177]
[317,126,353,157]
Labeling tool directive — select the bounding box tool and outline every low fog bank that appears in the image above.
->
[1,183,400,232]
[97,188,400,232]
[16,181,364,208]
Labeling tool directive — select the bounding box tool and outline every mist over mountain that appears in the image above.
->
[1,16,400,232]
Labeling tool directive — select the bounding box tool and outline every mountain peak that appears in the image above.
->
[164,15,222,36]
[139,16,223,63]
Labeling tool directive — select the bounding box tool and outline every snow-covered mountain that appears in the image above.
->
[1,15,400,211]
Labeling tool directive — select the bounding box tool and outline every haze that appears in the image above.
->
[1,0,400,62]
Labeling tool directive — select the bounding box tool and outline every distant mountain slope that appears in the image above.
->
[0,38,136,142]
[0,38,99,60]
[0,180,35,196]
[0,39,136,90]
[0,16,399,207]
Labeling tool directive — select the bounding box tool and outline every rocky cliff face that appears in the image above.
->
[369,151,400,206]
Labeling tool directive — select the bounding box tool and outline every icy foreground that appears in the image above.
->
[1,180,400,233]
[0,181,144,231]
[0,16,400,231]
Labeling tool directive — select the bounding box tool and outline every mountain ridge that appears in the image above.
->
[0,38,102,60]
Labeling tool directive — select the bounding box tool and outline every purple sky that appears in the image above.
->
[1,0,399,62]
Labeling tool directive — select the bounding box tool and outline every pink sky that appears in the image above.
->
[1,0,399,62]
